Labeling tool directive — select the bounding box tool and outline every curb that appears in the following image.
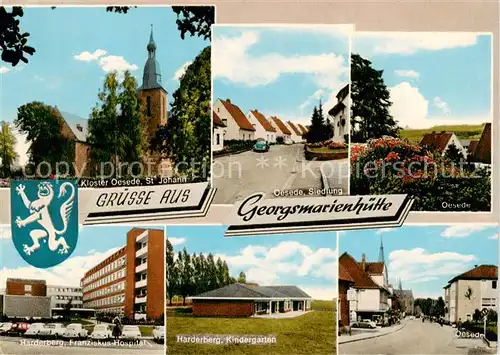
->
[338,322,407,345]
[213,148,252,158]
[320,170,330,191]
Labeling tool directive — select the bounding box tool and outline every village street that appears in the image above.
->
[212,144,348,204]
[339,318,495,355]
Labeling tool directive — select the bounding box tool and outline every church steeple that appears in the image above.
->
[140,25,163,91]
[378,236,385,263]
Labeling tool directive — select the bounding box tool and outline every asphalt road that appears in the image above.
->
[339,319,494,355]
[213,144,348,204]
[0,336,163,355]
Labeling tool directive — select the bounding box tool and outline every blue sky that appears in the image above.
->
[1,7,209,164]
[340,225,498,299]
[353,32,492,129]
[212,25,352,127]
[0,225,161,287]
[167,225,338,300]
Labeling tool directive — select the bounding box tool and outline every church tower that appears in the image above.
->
[137,25,168,142]
[379,236,389,286]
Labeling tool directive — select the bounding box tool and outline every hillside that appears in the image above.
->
[400,123,486,143]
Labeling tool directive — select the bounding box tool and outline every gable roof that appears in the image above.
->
[190,283,312,300]
[363,262,384,275]
[220,99,255,131]
[250,110,276,132]
[213,111,226,127]
[468,140,479,155]
[339,252,385,290]
[472,123,491,163]
[419,131,454,152]
[336,84,349,101]
[297,124,308,135]
[447,264,497,284]
[287,121,302,136]
[271,117,291,135]
[339,264,355,283]
[57,110,88,142]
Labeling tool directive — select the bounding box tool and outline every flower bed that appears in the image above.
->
[304,146,348,161]
[213,140,256,157]
[306,140,347,150]
[350,137,491,211]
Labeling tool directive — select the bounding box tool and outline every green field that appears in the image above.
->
[400,124,485,143]
[166,300,336,355]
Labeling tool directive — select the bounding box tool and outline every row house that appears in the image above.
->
[270,116,292,144]
[444,264,498,324]
[247,109,277,143]
[339,252,392,326]
[420,131,467,159]
[212,111,227,152]
[328,84,349,143]
[287,121,304,143]
[214,98,256,141]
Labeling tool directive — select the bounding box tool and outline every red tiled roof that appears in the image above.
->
[250,110,276,132]
[468,140,479,155]
[448,265,498,284]
[287,121,302,136]
[297,124,308,135]
[473,123,491,163]
[363,262,384,275]
[271,117,291,135]
[339,252,383,290]
[419,131,454,152]
[220,99,255,131]
[213,111,226,127]
[339,264,354,282]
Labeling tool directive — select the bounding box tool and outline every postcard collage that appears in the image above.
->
[0,2,498,355]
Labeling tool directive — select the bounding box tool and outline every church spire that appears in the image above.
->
[140,25,163,91]
[399,278,403,291]
[378,236,385,263]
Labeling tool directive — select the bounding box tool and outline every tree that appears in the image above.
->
[15,101,74,173]
[0,6,214,67]
[64,299,73,319]
[176,249,194,306]
[87,71,146,177]
[165,239,177,306]
[155,46,211,180]
[435,297,445,317]
[237,271,247,283]
[350,53,400,143]
[473,309,482,322]
[0,121,18,177]
[306,105,326,143]
[444,143,464,165]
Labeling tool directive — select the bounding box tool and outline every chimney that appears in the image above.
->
[441,130,446,134]
[361,253,366,271]
[474,264,478,268]
[226,99,231,104]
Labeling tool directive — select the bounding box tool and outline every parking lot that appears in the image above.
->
[0,335,164,354]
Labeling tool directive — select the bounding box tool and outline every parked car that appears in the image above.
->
[253,138,270,152]
[152,326,164,343]
[6,322,30,336]
[63,323,88,339]
[24,323,45,338]
[120,325,141,340]
[38,323,66,338]
[0,322,13,335]
[351,320,377,329]
[90,324,112,340]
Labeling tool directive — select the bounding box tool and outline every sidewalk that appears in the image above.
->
[338,321,406,344]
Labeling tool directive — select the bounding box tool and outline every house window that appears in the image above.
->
[493,280,497,289]
[216,134,220,145]
[217,107,220,113]
[146,96,152,116]
[24,285,32,293]
[222,119,227,126]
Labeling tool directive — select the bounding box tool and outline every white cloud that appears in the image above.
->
[167,237,186,246]
[213,31,347,91]
[394,69,419,79]
[433,96,451,115]
[0,66,11,74]
[74,49,138,74]
[441,225,490,238]
[299,89,325,114]
[215,241,337,288]
[388,247,476,284]
[0,227,12,239]
[73,49,107,62]
[34,75,45,82]
[488,233,499,240]
[355,32,480,55]
[0,247,120,287]
[300,286,337,300]
[173,61,192,81]
[388,81,490,129]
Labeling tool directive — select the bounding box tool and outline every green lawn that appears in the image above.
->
[400,124,485,143]
[167,301,336,355]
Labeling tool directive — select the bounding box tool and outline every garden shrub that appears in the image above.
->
[350,137,491,211]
